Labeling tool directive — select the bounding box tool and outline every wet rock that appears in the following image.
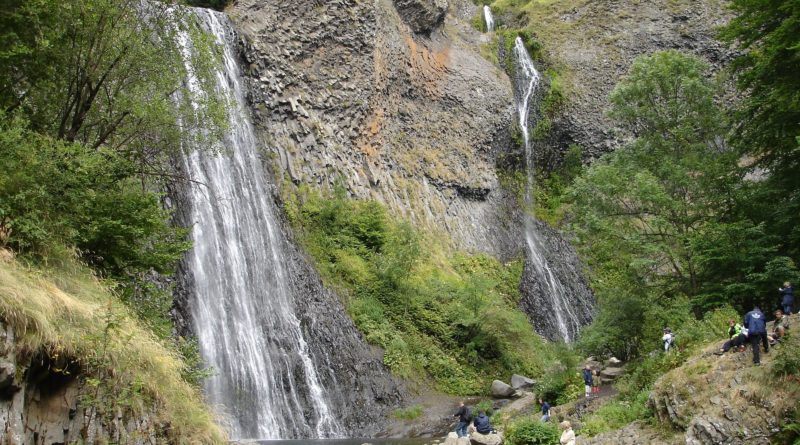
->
[491,380,516,398]
[393,0,448,34]
[470,431,503,445]
[600,367,625,380]
[510,374,535,390]
[443,432,459,445]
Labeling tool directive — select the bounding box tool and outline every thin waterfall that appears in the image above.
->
[177,9,342,440]
[484,6,495,32]
[512,37,581,342]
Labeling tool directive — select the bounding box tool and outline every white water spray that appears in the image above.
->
[513,37,581,342]
[483,5,495,32]
[177,9,342,440]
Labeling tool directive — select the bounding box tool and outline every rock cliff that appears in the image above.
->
[230,0,522,258]
[0,323,164,445]
[497,0,733,161]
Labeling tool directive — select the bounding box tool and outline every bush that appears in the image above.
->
[578,390,650,437]
[285,186,559,394]
[506,418,560,445]
[393,405,424,420]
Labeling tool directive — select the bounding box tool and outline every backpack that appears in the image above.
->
[464,407,473,422]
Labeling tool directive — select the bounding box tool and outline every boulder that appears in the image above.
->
[443,432,459,445]
[604,356,623,367]
[392,0,448,34]
[457,437,471,445]
[0,358,16,392]
[584,360,603,372]
[600,367,625,380]
[510,374,535,390]
[490,380,515,398]
[470,431,503,445]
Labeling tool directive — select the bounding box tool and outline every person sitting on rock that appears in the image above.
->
[715,320,746,355]
[768,309,789,345]
[717,327,749,354]
[779,282,794,315]
[453,401,471,438]
[559,421,575,445]
[472,410,493,435]
[582,365,593,399]
[539,398,551,422]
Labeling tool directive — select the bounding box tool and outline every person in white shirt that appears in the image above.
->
[559,421,575,445]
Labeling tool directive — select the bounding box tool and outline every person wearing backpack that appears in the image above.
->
[539,398,551,422]
[744,306,768,365]
[453,401,471,438]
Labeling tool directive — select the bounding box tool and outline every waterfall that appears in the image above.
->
[512,37,582,342]
[176,9,342,440]
[483,6,495,32]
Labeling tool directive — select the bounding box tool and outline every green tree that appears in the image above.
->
[720,0,800,259]
[1,0,225,177]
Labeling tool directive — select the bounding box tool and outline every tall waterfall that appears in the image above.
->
[483,6,495,32]
[177,9,342,440]
[512,37,583,342]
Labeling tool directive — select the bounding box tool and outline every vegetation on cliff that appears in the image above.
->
[284,185,581,395]
[0,249,225,443]
[1,0,227,440]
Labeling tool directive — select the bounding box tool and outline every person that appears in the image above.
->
[779,282,794,315]
[472,410,493,435]
[559,420,576,445]
[768,310,789,345]
[662,328,675,352]
[744,305,769,365]
[716,327,749,354]
[582,365,593,399]
[714,319,745,355]
[453,401,471,438]
[539,398,551,422]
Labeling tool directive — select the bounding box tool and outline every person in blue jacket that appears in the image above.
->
[539,398,551,422]
[582,365,594,399]
[779,282,794,315]
[744,306,769,365]
[472,410,493,434]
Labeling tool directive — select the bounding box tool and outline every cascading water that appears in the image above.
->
[177,9,342,440]
[512,37,583,342]
[483,6,495,32]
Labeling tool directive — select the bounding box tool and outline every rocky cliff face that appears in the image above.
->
[0,324,163,445]
[508,0,733,161]
[230,0,521,258]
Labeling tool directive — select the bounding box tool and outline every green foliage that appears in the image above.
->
[772,334,800,378]
[720,0,800,264]
[535,351,584,405]
[286,186,557,394]
[393,404,424,420]
[579,390,650,437]
[505,418,560,445]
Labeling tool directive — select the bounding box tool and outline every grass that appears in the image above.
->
[0,248,226,444]
[393,404,424,420]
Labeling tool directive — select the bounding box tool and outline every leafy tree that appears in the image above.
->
[720,0,800,259]
[1,0,225,179]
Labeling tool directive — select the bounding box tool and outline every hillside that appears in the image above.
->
[0,250,225,444]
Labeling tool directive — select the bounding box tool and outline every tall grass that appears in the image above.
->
[0,248,225,444]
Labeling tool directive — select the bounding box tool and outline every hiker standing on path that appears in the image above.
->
[744,306,769,365]
[453,401,471,438]
[779,282,794,315]
[582,365,593,399]
[539,398,551,422]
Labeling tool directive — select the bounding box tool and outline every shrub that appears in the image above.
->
[285,186,559,394]
[506,418,560,445]
[393,405,424,420]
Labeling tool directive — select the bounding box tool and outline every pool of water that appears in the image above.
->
[244,438,436,445]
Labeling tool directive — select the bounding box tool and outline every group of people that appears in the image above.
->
[452,402,494,438]
[713,282,793,365]
[453,401,574,445]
